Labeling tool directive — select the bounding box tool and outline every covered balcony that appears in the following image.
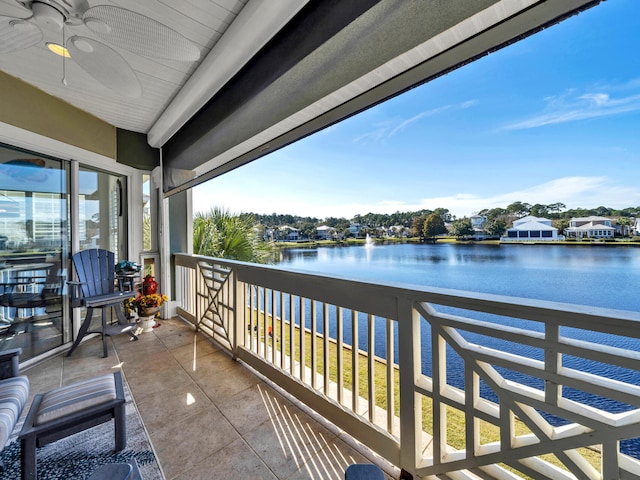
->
[3,1,635,478]
[19,255,640,479]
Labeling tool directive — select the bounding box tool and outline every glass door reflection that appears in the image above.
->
[78,167,127,262]
[0,150,69,359]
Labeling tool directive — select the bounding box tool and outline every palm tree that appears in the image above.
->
[193,207,275,263]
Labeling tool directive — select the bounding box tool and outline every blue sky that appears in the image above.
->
[193,1,640,220]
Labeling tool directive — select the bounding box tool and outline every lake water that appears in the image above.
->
[277,243,640,454]
[279,243,640,311]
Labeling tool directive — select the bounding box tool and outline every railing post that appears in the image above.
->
[194,262,200,330]
[398,294,420,475]
[232,270,246,358]
[545,323,560,405]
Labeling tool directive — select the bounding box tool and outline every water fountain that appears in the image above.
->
[365,233,374,248]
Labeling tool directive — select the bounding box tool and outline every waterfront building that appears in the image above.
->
[280,225,300,241]
[565,216,616,239]
[503,215,560,241]
[315,225,336,240]
[470,214,488,240]
[349,223,365,237]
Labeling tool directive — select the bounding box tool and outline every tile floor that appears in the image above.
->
[22,317,399,480]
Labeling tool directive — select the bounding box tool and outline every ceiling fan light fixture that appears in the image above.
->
[83,17,110,34]
[70,36,93,53]
[46,42,70,57]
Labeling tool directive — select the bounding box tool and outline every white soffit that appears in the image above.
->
[147,0,310,148]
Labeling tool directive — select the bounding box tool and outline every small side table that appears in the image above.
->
[115,274,140,293]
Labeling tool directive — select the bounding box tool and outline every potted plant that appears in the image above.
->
[126,293,168,332]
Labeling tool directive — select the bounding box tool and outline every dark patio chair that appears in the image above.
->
[66,249,137,358]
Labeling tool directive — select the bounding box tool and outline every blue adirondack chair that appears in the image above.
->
[66,249,138,357]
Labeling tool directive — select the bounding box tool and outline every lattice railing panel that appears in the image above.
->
[414,301,640,479]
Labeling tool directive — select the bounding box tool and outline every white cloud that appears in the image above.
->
[415,176,640,217]
[388,106,450,137]
[355,100,478,143]
[194,176,640,221]
[505,86,640,130]
[352,125,392,144]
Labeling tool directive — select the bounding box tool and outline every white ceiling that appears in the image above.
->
[0,0,259,133]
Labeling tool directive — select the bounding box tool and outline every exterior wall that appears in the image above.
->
[507,230,556,239]
[0,72,116,159]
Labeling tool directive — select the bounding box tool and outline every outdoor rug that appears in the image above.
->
[0,382,164,479]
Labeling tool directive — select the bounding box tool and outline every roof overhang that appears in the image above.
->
[159,0,602,195]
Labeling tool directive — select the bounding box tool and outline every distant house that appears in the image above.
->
[634,218,640,236]
[470,214,487,240]
[503,215,559,241]
[276,225,299,241]
[389,225,408,238]
[613,220,631,237]
[316,225,336,240]
[564,216,615,239]
[349,223,364,237]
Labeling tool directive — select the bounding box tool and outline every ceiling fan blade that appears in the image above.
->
[82,5,200,61]
[66,35,142,98]
[0,0,32,18]
[0,15,42,53]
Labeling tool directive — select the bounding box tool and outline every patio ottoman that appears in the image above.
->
[0,348,29,454]
[19,371,126,480]
[345,463,385,480]
[88,459,142,480]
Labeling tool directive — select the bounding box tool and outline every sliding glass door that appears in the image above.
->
[0,145,133,360]
[78,167,127,261]
[0,146,69,358]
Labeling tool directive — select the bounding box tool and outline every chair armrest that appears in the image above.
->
[67,280,86,307]
[0,347,22,380]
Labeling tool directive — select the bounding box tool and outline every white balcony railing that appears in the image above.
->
[174,253,640,479]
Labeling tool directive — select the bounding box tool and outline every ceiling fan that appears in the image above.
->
[0,0,201,97]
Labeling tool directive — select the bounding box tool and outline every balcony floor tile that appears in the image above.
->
[21,317,399,480]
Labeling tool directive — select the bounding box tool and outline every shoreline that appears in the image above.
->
[275,237,640,248]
